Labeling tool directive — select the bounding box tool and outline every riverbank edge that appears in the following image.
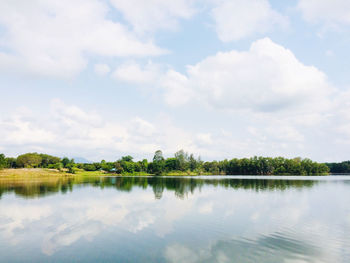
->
[0,168,330,178]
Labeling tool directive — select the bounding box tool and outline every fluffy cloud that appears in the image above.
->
[211,0,288,42]
[1,93,349,162]
[0,97,308,161]
[0,107,56,146]
[1,34,349,162]
[161,38,333,114]
[112,61,161,85]
[141,38,350,161]
[333,90,350,144]
[298,0,350,28]
[0,99,202,160]
[0,0,165,78]
[94,64,111,76]
[110,0,197,34]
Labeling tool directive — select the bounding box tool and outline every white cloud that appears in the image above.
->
[130,117,156,137]
[333,90,350,144]
[0,99,202,160]
[110,0,197,34]
[1,92,349,162]
[161,38,333,114]
[0,0,165,78]
[0,65,349,163]
[160,70,194,106]
[298,0,350,28]
[211,0,288,42]
[51,99,102,126]
[131,38,350,161]
[112,61,160,85]
[0,107,56,145]
[196,133,213,146]
[94,64,111,76]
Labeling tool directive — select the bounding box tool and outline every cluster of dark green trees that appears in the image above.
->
[145,151,330,175]
[325,161,350,174]
[0,150,334,175]
[0,153,73,170]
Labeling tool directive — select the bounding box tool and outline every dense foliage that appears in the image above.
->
[0,151,333,175]
[325,161,350,174]
[0,154,6,169]
[0,153,64,170]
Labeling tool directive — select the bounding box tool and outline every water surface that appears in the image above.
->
[0,176,349,262]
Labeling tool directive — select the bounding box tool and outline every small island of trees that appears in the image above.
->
[0,150,341,176]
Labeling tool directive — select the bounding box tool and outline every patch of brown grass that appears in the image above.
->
[0,168,65,178]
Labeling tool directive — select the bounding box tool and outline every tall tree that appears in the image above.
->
[0,154,6,169]
[152,150,165,175]
[16,153,42,168]
[153,150,164,162]
[174,149,188,171]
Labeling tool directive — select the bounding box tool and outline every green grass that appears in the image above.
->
[161,171,212,176]
[0,168,329,179]
[0,168,213,179]
[0,168,65,178]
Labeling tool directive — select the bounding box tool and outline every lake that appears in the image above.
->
[0,175,349,262]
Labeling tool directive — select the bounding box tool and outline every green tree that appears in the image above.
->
[67,165,77,174]
[114,161,124,174]
[165,158,179,171]
[188,154,198,171]
[16,153,42,168]
[151,150,165,175]
[5,157,17,168]
[101,161,114,172]
[139,159,148,172]
[40,154,61,167]
[121,155,133,162]
[0,154,6,169]
[61,157,74,168]
[83,163,97,171]
[153,150,164,162]
[174,149,189,171]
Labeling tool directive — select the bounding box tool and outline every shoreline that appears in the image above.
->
[0,168,330,178]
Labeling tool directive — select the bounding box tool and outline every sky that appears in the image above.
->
[0,0,350,162]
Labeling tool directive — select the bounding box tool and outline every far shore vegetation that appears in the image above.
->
[1,150,346,177]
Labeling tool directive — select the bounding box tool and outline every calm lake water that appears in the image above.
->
[0,176,349,263]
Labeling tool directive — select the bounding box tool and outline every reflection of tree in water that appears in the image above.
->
[0,177,75,199]
[0,176,319,199]
[152,177,164,199]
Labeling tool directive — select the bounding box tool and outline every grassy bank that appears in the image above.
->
[0,168,329,179]
[0,168,215,178]
[0,168,155,178]
[0,168,65,178]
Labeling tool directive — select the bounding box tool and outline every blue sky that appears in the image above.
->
[0,0,350,162]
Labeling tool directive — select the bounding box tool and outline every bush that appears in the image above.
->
[48,163,63,171]
[67,166,77,174]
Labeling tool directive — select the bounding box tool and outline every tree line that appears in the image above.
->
[0,150,332,175]
[325,161,350,174]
